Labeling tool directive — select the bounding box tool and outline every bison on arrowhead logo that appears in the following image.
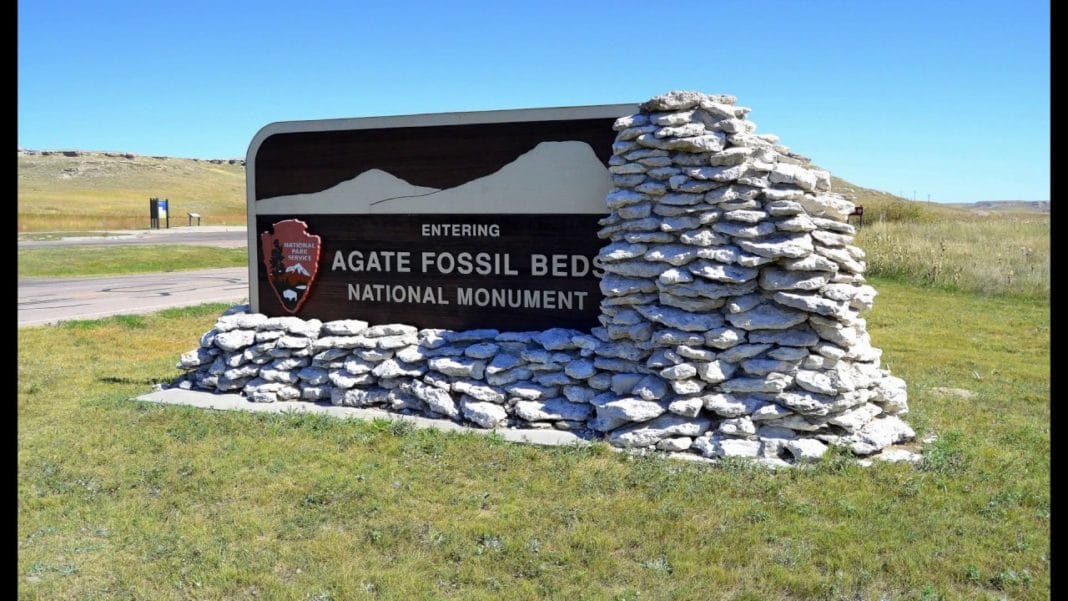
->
[260,219,322,314]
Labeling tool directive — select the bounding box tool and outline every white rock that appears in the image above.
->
[679,229,730,247]
[410,381,459,418]
[364,323,416,338]
[644,244,700,266]
[871,449,922,464]
[516,398,592,422]
[719,417,757,436]
[708,146,755,166]
[595,397,666,427]
[812,229,853,247]
[613,114,649,131]
[719,373,793,393]
[814,245,865,274]
[428,356,485,379]
[846,416,916,455]
[636,304,724,331]
[372,358,425,379]
[702,393,761,417]
[695,360,736,384]
[765,200,805,216]
[692,433,763,458]
[688,261,759,284]
[751,403,793,421]
[602,260,666,279]
[768,163,818,192]
[215,330,256,352]
[781,254,839,272]
[658,267,693,285]
[759,269,831,291]
[799,194,855,221]
[321,319,368,336]
[775,390,837,416]
[740,359,800,376]
[767,347,809,361]
[606,189,649,209]
[656,123,707,138]
[715,343,772,363]
[633,375,669,400]
[460,399,508,428]
[657,437,694,452]
[828,403,882,431]
[670,379,707,395]
[726,303,808,330]
[811,217,856,234]
[452,380,505,403]
[785,439,828,462]
[702,326,746,349]
[599,242,648,262]
[215,313,268,332]
[794,369,839,395]
[609,414,712,448]
[736,234,814,259]
[871,375,909,414]
[660,363,698,380]
[668,397,704,417]
[712,220,776,239]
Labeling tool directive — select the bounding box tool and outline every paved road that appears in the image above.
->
[18,226,247,249]
[18,267,249,327]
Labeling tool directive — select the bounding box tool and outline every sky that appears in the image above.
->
[18,0,1049,203]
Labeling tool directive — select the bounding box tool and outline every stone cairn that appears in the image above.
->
[174,91,915,465]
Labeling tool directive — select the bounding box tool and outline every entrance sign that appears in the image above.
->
[246,104,637,331]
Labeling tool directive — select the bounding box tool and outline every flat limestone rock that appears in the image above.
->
[759,269,831,291]
[609,414,713,448]
[725,303,808,331]
[636,304,724,331]
[692,433,763,458]
[736,234,814,259]
[703,393,765,418]
[593,397,666,429]
[785,438,828,462]
[516,398,592,422]
[845,415,916,455]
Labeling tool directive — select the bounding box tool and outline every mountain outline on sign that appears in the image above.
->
[285,262,310,276]
[254,140,611,215]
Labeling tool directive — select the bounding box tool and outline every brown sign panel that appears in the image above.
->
[246,104,638,331]
[255,214,604,330]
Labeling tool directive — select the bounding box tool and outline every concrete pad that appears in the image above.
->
[135,388,592,448]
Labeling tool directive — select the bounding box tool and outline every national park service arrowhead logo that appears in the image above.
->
[260,219,321,314]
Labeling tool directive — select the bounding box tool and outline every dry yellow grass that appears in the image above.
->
[856,217,1049,298]
[17,151,246,231]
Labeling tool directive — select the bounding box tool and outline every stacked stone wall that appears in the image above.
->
[174,91,915,465]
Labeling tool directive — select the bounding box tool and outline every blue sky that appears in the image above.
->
[18,0,1049,202]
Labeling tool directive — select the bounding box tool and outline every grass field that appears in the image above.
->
[856,216,1050,298]
[18,152,246,231]
[17,277,1049,599]
[18,245,248,278]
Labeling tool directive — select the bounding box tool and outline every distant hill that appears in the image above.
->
[946,201,1050,214]
[18,149,246,231]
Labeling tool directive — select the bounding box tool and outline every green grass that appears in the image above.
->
[18,280,1049,599]
[18,152,246,232]
[19,245,248,277]
[856,217,1049,298]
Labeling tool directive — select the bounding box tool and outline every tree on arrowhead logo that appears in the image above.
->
[260,219,321,314]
